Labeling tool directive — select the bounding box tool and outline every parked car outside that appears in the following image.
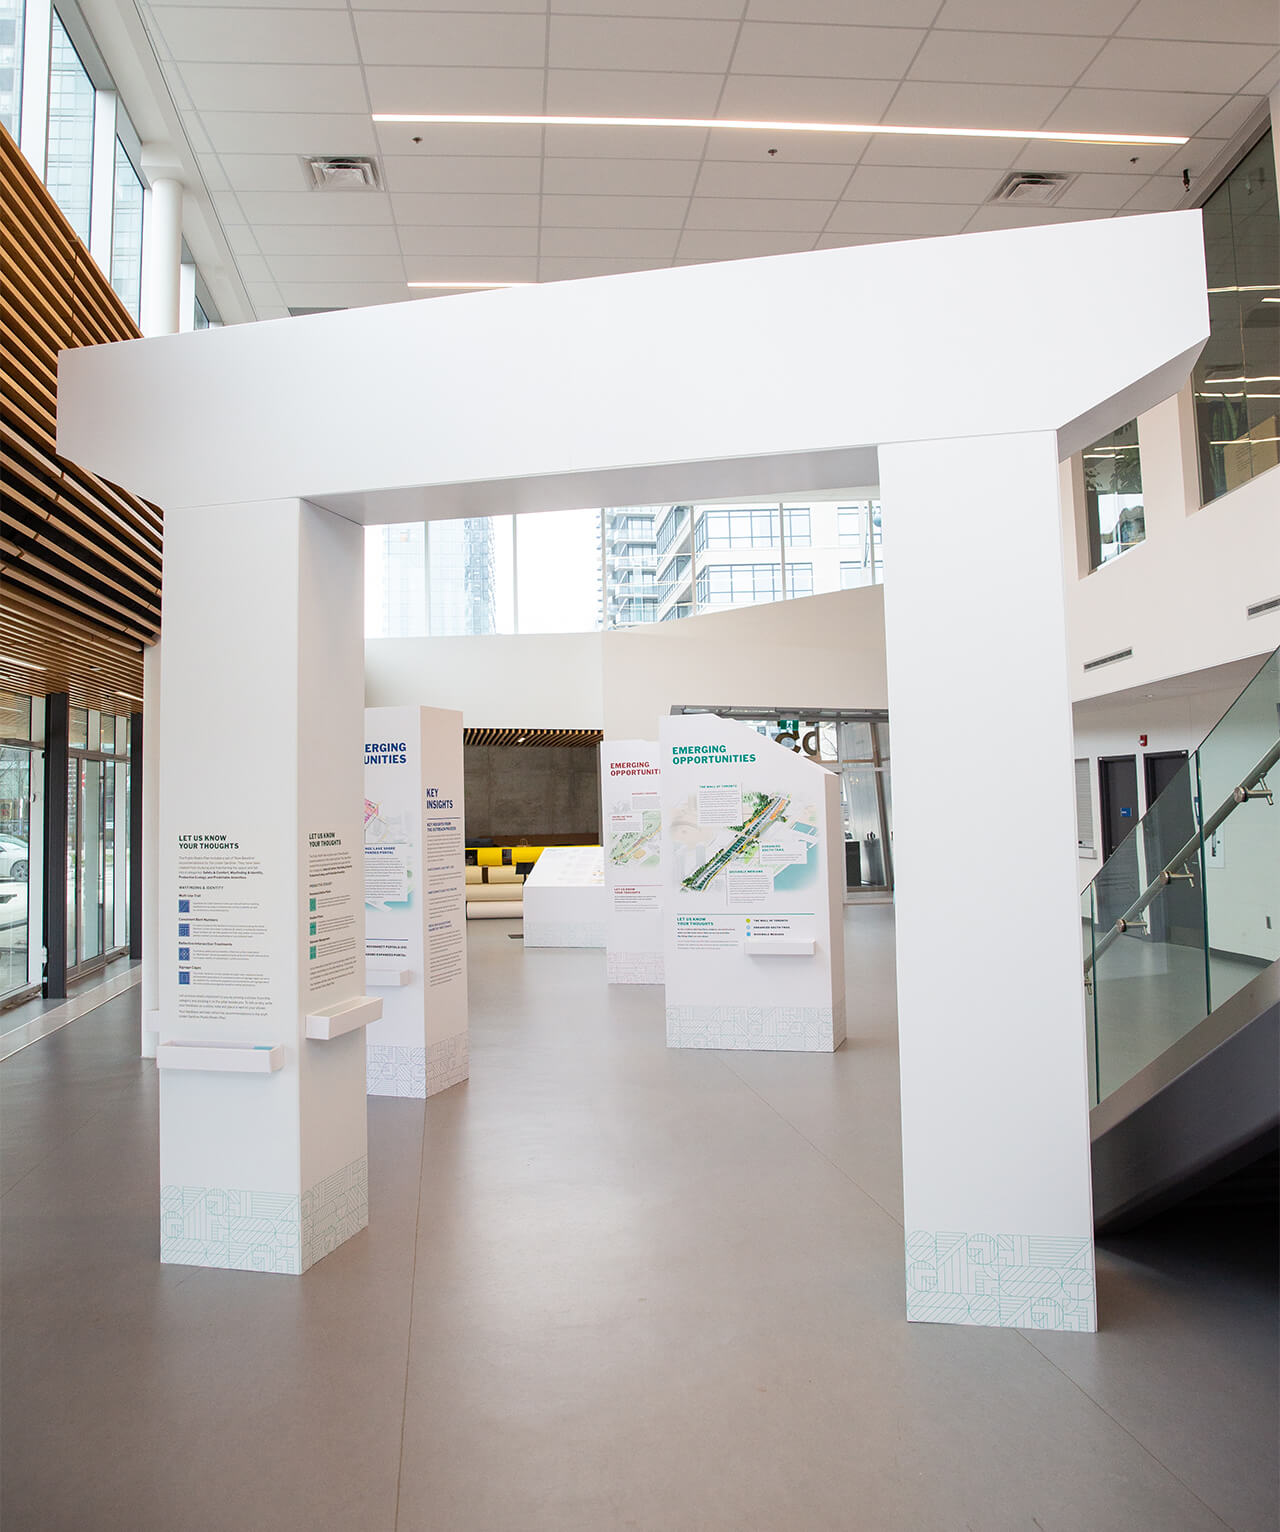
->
[0,836,28,881]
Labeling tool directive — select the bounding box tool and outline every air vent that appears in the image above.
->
[1246,595,1280,620]
[1083,647,1134,672]
[989,171,1075,207]
[302,155,382,191]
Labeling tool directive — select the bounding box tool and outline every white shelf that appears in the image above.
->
[743,937,816,957]
[157,1040,284,1073]
[304,994,382,1040]
[366,966,411,987]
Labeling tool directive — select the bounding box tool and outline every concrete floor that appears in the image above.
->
[2,909,1276,1531]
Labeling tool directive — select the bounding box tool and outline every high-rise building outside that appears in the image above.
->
[602,507,660,627]
[429,517,496,636]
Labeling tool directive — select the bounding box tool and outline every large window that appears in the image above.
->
[695,508,778,551]
[45,11,95,244]
[0,692,33,1003]
[696,563,783,608]
[0,0,22,138]
[1193,130,1280,504]
[110,139,144,320]
[1084,419,1145,568]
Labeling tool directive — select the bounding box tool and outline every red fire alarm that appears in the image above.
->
[1139,733,1148,746]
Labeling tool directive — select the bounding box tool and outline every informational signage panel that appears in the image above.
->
[660,714,845,1052]
[601,740,664,984]
[364,706,468,1097]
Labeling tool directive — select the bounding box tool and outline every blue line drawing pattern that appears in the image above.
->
[666,1004,840,1052]
[606,950,664,984]
[905,1229,1096,1331]
[160,1156,369,1274]
[367,1042,426,1098]
[301,1157,367,1271]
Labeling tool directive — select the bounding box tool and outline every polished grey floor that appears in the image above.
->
[2,911,1276,1531]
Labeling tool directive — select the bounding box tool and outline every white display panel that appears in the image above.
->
[601,741,664,985]
[522,847,607,948]
[659,715,845,1053]
[364,706,468,1098]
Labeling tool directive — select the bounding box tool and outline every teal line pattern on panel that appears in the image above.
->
[367,1043,427,1098]
[301,1156,368,1272]
[667,1004,837,1052]
[905,1229,1096,1332]
[160,1184,302,1274]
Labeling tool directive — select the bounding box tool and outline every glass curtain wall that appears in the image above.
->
[0,692,34,1002]
[65,708,130,979]
[110,139,144,320]
[1193,129,1280,504]
[1083,419,1145,568]
[45,11,95,244]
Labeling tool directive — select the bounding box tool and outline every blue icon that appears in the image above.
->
[178,947,190,962]
[1120,806,1133,818]
[178,922,190,937]
[178,971,191,986]
[178,899,190,913]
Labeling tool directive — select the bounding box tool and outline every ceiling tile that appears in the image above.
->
[244,279,284,305]
[541,157,700,195]
[963,203,1110,231]
[1054,171,1151,209]
[352,0,541,9]
[374,122,543,158]
[195,151,230,190]
[178,106,212,152]
[1153,137,1240,179]
[152,0,344,9]
[1195,94,1269,141]
[537,257,670,280]
[812,230,903,248]
[397,225,540,256]
[554,0,742,16]
[731,23,925,81]
[218,153,314,193]
[1078,38,1277,95]
[693,160,853,199]
[826,200,973,235]
[200,112,378,155]
[843,163,1002,203]
[1119,0,1280,45]
[882,80,1067,129]
[1122,177,1187,213]
[539,226,680,258]
[150,6,356,63]
[858,133,1021,169]
[233,254,270,283]
[702,127,867,165]
[381,155,542,194]
[540,193,687,227]
[684,197,835,231]
[1042,88,1230,138]
[364,67,545,115]
[231,190,395,223]
[545,70,725,117]
[269,253,407,284]
[748,0,940,21]
[548,15,737,73]
[674,230,817,259]
[210,188,246,222]
[175,62,369,113]
[1243,54,1280,93]
[931,0,1124,34]
[405,254,538,281]
[543,125,707,159]
[391,192,540,225]
[908,29,1104,87]
[998,139,1180,174]
[221,223,260,255]
[275,282,416,306]
[253,223,403,255]
[354,11,546,68]
[715,75,898,121]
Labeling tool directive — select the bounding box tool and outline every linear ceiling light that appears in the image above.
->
[407,280,531,289]
[374,113,1187,147]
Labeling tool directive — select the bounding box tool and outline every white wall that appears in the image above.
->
[601,585,886,740]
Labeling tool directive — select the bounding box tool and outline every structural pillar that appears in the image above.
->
[41,693,68,1000]
[140,640,161,1056]
[157,499,373,1273]
[139,147,183,339]
[879,430,1096,1332]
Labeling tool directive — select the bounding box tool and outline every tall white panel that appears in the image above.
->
[880,433,1097,1332]
[602,740,664,985]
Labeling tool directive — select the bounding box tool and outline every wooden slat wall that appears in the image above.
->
[0,122,161,710]
[463,728,604,749]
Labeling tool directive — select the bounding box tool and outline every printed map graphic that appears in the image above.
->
[674,790,819,894]
[608,801,662,871]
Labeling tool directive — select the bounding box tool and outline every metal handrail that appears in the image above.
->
[1083,736,1279,976]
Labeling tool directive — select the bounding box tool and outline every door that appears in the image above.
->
[1143,750,1197,944]
[1096,756,1140,927]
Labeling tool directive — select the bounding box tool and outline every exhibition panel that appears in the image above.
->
[601,741,664,985]
[522,847,607,948]
[659,714,845,1053]
[364,706,468,1099]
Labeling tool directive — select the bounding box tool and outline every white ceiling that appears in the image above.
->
[127,0,1280,319]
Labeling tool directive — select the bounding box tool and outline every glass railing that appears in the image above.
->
[1082,647,1279,1105]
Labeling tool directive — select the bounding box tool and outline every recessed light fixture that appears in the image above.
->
[0,655,45,670]
[373,112,1187,148]
[407,280,532,290]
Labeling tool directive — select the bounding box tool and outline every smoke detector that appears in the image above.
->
[989,171,1075,206]
[302,155,383,190]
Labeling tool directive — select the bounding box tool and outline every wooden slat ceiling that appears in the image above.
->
[1,123,160,713]
[463,728,603,749]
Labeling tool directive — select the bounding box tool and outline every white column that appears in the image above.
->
[140,639,161,1058]
[179,263,197,333]
[18,0,52,170]
[879,431,1096,1333]
[157,499,372,1274]
[139,148,183,338]
[89,89,117,271]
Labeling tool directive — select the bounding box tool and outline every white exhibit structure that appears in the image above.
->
[364,706,468,1098]
[59,211,1209,1323]
[522,846,607,949]
[601,740,664,985]
[661,714,844,1052]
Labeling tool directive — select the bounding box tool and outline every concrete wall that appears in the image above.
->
[463,745,600,845]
